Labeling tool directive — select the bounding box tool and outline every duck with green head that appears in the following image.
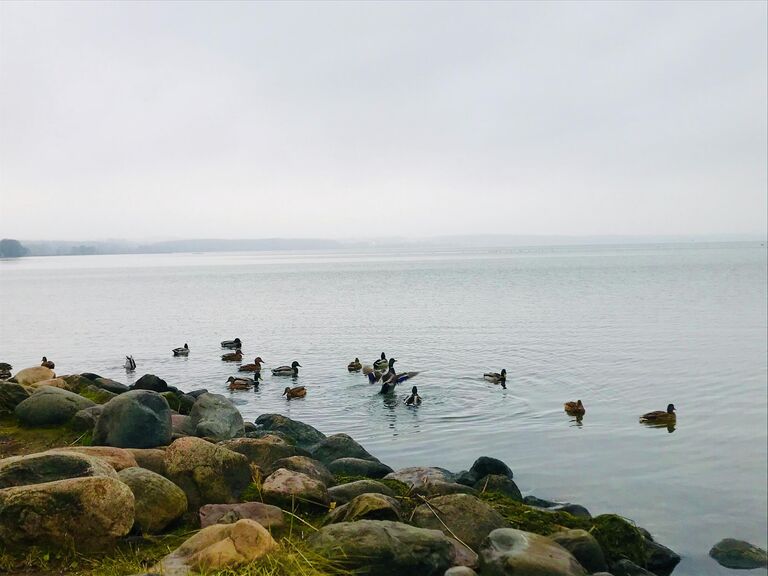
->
[272,361,301,376]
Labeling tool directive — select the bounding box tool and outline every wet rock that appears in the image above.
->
[28,378,70,391]
[307,519,460,576]
[551,529,608,573]
[60,374,94,392]
[709,538,767,570]
[15,386,95,427]
[219,436,309,469]
[132,374,169,393]
[254,413,326,448]
[261,468,330,510]
[177,394,196,415]
[118,467,187,533]
[0,451,117,488]
[644,539,681,575]
[311,433,378,464]
[46,446,139,470]
[91,377,129,394]
[473,475,522,501]
[385,466,456,487]
[0,476,134,550]
[328,457,393,479]
[11,366,55,386]
[189,393,244,441]
[327,492,402,523]
[0,381,30,414]
[479,528,587,576]
[470,457,513,480]
[328,479,396,504]
[269,455,333,485]
[83,384,118,404]
[610,559,655,575]
[413,480,478,498]
[126,448,167,476]
[412,493,507,550]
[199,502,285,530]
[71,405,103,431]
[93,390,172,448]
[524,495,592,518]
[186,388,208,398]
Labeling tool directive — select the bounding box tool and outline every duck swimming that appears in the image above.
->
[41,356,55,369]
[348,358,362,372]
[227,374,259,390]
[221,349,244,362]
[221,338,242,349]
[283,385,306,399]
[239,357,264,373]
[272,361,301,376]
[373,352,388,371]
[172,343,189,357]
[484,369,506,384]
[367,370,383,384]
[124,355,136,371]
[564,400,585,416]
[404,386,422,406]
[379,359,419,394]
[640,404,676,424]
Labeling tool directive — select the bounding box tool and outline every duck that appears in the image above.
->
[373,352,388,371]
[41,356,55,369]
[0,362,11,379]
[379,359,419,394]
[239,357,264,373]
[221,349,244,362]
[226,374,259,390]
[367,370,383,384]
[348,358,362,372]
[484,369,506,384]
[640,404,676,424]
[124,355,136,371]
[172,343,190,357]
[404,386,422,406]
[283,385,306,399]
[564,400,586,416]
[272,361,301,376]
[221,338,242,349]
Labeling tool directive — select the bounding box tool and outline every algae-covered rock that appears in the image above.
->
[189,393,244,440]
[199,502,285,529]
[479,528,587,576]
[328,479,397,504]
[11,366,55,386]
[219,436,309,469]
[311,433,378,464]
[551,529,608,573]
[328,457,393,479]
[118,466,187,533]
[0,381,30,413]
[93,390,172,448]
[327,492,402,523]
[164,437,252,508]
[0,451,117,488]
[590,514,646,566]
[307,519,460,576]
[91,377,129,394]
[709,538,767,569]
[269,455,334,486]
[413,480,478,498]
[0,476,134,550]
[14,386,95,427]
[254,413,326,448]
[473,474,522,501]
[524,495,592,518]
[261,467,330,510]
[81,384,118,404]
[413,493,507,550]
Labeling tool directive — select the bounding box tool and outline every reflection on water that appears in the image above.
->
[641,421,677,434]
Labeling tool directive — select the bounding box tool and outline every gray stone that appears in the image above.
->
[189,393,244,441]
[610,559,655,576]
[0,381,30,414]
[83,384,118,404]
[132,374,168,393]
[71,405,103,432]
[479,528,587,576]
[199,502,285,529]
[92,377,129,394]
[0,450,117,488]
[524,495,592,518]
[414,480,478,498]
[551,529,608,573]
[413,493,506,550]
[473,475,522,501]
[261,468,330,510]
[328,457,393,479]
[219,436,310,469]
[254,413,326,448]
[644,539,680,575]
[311,433,378,464]
[384,466,456,487]
[269,455,333,486]
[93,390,172,448]
[171,413,195,436]
[118,467,187,533]
[328,479,397,504]
[327,492,401,523]
[14,386,95,427]
[709,538,767,570]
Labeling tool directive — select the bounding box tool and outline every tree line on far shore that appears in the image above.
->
[0,238,29,258]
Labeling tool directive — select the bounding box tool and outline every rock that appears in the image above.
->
[199,502,285,530]
[132,374,168,393]
[413,480,478,498]
[80,372,103,381]
[0,451,117,488]
[82,384,118,404]
[479,528,587,576]
[172,414,195,436]
[551,529,608,573]
[220,436,310,469]
[27,378,70,391]
[610,559,655,575]
[328,457,393,479]
[385,466,456,487]
[11,366,55,386]
[0,381,30,413]
[164,437,252,508]
[161,391,182,412]
[126,448,167,476]
[644,539,680,575]
[0,476,134,550]
[188,393,244,440]
[473,475,522,501]
[308,519,461,576]
[328,492,402,523]
[269,455,334,485]
[14,386,95,427]
[152,519,277,575]
[118,467,187,533]
[311,433,378,464]
[186,388,208,398]
[590,514,646,565]
[709,538,767,570]
[71,405,103,431]
[328,479,397,504]
[524,495,592,518]
[177,394,195,415]
[470,456,513,480]
[261,468,330,510]
[445,568,478,576]
[91,377,129,394]
[413,493,507,550]
[243,421,257,433]
[46,446,139,470]
[60,374,94,392]
[254,413,326,448]
[93,390,172,448]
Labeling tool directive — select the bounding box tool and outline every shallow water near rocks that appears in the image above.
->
[1,242,766,575]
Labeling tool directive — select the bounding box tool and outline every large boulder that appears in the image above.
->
[0,476,134,550]
[269,455,334,486]
[219,436,308,469]
[524,495,592,519]
[385,466,456,487]
[0,451,117,488]
[645,539,681,575]
[456,457,513,486]
[328,479,396,504]
[164,437,252,508]
[172,414,195,436]
[125,448,167,476]
[93,390,172,448]
[610,559,656,575]
[46,446,138,471]
[254,413,326,448]
[311,433,378,464]
[27,378,69,391]
[413,480,478,498]
[307,520,462,576]
[261,468,330,510]
[199,502,285,530]
[328,457,393,479]
[11,366,55,386]
[14,386,95,427]
[709,538,767,570]
[152,519,277,575]
[0,381,30,414]
[189,393,244,440]
[479,528,587,576]
[82,384,118,404]
[327,493,402,523]
[550,529,608,573]
[473,475,522,501]
[71,405,103,432]
[90,377,129,395]
[117,467,187,533]
[412,493,507,550]
[132,374,168,393]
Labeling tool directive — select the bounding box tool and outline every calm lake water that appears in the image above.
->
[1,242,766,575]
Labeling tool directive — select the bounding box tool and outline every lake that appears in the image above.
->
[1,242,766,575]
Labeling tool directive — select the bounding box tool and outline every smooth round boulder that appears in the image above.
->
[27,378,69,391]
[125,448,167,476]
[327,492,402,523]
[93,390,172,448]
[385,466,456,487]
[310,433,378,464]
[709,538,767,569]
[551,529,608,573]
[132,374,168,393]
[473,475,522,501]
[14,386,95,427]
[46,446,138,471]
[11,366,55,386]
[0,451,117,488]
[645,539,680,575]
[413,493,507,550]
[71,405,103,431]
[0,381,30,413]
[219,436,309,469]
[199,502,285,529]
[82,384,117,404]
[254,413,326,448]
[269,455,334,486]
[413,480,478,498]
[261,468,330,510]
[328,479,397,504]
[189,393,244,440]
[92,377,129,394]
[479,528,587,576]
[118,467,187,533]
[328,457,394,479]
[0,476,134,550]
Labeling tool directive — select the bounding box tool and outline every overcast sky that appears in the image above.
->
[0,1,765,241]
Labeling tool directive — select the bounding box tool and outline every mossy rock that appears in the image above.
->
[80,385,117,404]
[590,514,647,566]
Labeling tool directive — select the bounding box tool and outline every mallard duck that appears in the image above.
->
[41,356,55,369]
[484,368,506,384]
[379,359,419,394]
[367,370,383,384]
[348,358,362,372]
[404,386,422,406]
[283,385,306,399]
[373,352,388,371]
[172,343,189,357]
[226,374,259,390]
[221,338,242,349]
[564,400,585,416]
[239,357,264,372]
[272,361,301,376]
[221,349,244,362]
[640,404,676,423]
[124,355,136,371]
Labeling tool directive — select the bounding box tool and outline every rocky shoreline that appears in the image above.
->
[0,366,765,576]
